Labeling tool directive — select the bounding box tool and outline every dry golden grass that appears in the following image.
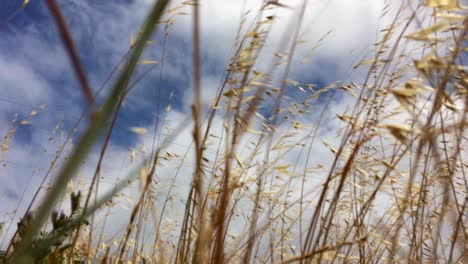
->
[0,0,467,263]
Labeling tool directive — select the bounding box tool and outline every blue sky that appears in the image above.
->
[0,0,409,248]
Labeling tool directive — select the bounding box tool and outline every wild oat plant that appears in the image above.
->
[0,0,466,263]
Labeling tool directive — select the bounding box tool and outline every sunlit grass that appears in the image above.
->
[0,0,466,263]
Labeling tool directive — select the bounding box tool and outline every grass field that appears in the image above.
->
[0,0,467,263]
